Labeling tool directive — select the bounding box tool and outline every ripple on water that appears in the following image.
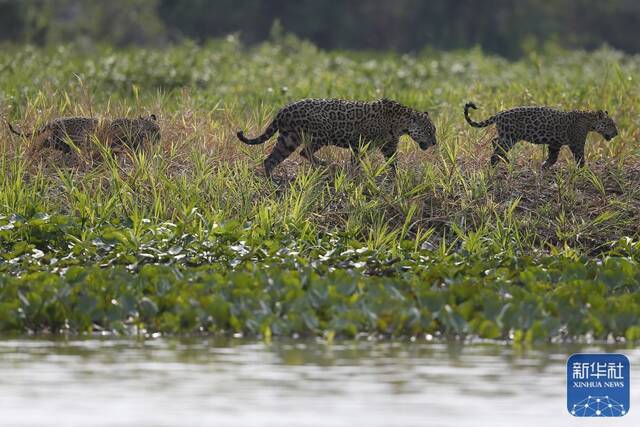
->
[0,338,638,427]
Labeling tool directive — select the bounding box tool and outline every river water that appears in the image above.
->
[0,338,637,427]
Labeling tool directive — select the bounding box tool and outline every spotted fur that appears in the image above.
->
[7,114,160,152]
[237,98,437,177]
[107,115,161,150]
[464,102,618,167]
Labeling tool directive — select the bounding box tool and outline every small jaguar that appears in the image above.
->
[107,115,161,150]
[464,102,618,167]
[237,98,437,177]
[7,114,160,152]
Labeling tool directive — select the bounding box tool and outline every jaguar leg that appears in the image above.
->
[381,140,398,174]
[299,143,326,166]
[490,136,514,166]
[263,131,300,177]
[569,142,586,167]
[543,144,561,168]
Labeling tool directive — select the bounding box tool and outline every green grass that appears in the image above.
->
[0,38,639,340]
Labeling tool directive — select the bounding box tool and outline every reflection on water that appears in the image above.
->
[0,338,637,427]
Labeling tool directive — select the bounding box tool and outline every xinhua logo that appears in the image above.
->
[567,353,630,417]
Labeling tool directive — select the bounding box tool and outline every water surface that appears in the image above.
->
[0,338,638,427]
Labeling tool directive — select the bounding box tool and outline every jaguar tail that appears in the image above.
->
[464,102,496,128]
[237,119,279,145]
[6,120,34,138]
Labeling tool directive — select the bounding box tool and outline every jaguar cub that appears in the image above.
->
[464,102,618,167]
[7,115,160,152]
[237,98,437,177]
[107,115,161,150]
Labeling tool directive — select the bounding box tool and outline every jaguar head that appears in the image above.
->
[407,110,437,150]
[139,114,161,144]
[593,110,618,141]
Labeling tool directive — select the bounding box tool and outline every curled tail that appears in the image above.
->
[237,119,278,145]
[6,120,34,138]
[464,102,495,128]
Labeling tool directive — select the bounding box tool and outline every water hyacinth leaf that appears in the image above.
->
[625,326,640,342]
[440,305,467,335]
[139,297,159,318]
[477,319,501,339]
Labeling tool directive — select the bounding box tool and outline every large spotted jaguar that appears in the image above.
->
[7,114,160,152]
[464,102,618,167]
[237,98,437,177]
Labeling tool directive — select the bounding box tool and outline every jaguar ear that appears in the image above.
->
[423,111,429,116]
[597,110,606,119]
[150,114,157,121]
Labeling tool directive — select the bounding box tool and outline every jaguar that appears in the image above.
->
[7,114,160,152]
[237,98,437,177]
[464,102,618,167]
